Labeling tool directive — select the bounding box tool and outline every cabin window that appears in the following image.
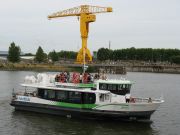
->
[117,84,122,90]
[99,83,107,90]
[108,84,113,90]
[105,94,110,100]
[112,84,117,90]
[68,91,82,104]
[56,91,68,102]
[47,90,55,100]
[38,89,44,98]
[43,90,47,98]
[99,94,105,102]
[82,93,96,104]
[99,94,110,102]
[37,89,96,104]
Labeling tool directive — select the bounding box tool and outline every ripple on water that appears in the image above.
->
[0,71,180,135]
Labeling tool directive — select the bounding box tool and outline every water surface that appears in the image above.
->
[0,71,180,135]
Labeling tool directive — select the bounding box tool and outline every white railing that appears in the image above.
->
[132,97,163,103]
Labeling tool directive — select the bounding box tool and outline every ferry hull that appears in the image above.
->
[11,101,155,121]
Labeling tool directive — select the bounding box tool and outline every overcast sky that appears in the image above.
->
[0,0,180,53]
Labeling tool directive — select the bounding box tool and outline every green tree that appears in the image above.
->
[49,50,59,62]
[8,42,21,63]
[96,47,180,62]
[58,51,77,59]
[35,46,47,63]
[97,48,112,61]
[170,55,180,64]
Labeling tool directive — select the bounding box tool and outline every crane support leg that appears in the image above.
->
[76,48,92,64]
[76,37,92,64]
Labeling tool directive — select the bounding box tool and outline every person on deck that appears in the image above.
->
[79,73,82,83]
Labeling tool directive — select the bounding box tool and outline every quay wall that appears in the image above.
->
[126,65,180,74]
[1,60,180,74]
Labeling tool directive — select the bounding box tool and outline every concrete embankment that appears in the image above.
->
[126,65,180,74]
[0,62,80,72]
[1,61,180,74]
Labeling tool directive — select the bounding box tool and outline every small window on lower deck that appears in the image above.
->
[99,94,105,102]
[105,94,110,100]
[99,94,110,102]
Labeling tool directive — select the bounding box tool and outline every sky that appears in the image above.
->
[0,0,180,53]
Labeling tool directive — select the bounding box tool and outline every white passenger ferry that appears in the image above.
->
[10,72,164,121]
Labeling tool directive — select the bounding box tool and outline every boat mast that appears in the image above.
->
[83,47,86,74]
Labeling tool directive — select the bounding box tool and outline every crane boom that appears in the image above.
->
[48,5,112,64]
[48,5,112,19]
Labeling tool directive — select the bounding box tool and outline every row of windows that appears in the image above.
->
[99,83,131,95]
[38,89,96,104]
[99,83,131,91]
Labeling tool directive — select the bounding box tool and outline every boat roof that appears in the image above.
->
[55,82,96,88]
[96,79,132,84]
[21,83,110,94]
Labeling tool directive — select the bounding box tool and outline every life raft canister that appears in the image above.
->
[83,73,88,83]
[72,72,80,83]
[59,73,65,83]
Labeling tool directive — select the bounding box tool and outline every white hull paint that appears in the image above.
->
[93,102,162,112]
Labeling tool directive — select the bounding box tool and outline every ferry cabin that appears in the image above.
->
[23,79,132,109]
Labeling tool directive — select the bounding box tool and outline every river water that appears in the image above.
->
[0,71,180,135]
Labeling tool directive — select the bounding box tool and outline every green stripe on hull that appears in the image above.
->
[53,102,97,109]
[78,83,95,88]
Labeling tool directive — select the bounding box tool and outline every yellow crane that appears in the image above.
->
[48,5,112,64]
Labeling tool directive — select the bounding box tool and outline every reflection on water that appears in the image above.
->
[10,111,155,135]
[0,71,180,135]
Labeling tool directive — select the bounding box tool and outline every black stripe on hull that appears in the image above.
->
[10,101,155,121]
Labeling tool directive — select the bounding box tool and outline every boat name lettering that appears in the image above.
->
[18,96,30,102]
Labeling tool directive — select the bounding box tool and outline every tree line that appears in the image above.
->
[97,47,180,64]
[7,42,77,63]
[6,42,180,64]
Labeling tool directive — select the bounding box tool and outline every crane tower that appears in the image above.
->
[48,5,112,64]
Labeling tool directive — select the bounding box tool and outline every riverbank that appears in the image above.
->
[1,61,180,74]
[126,65,180,74]
[0,62,81,72]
